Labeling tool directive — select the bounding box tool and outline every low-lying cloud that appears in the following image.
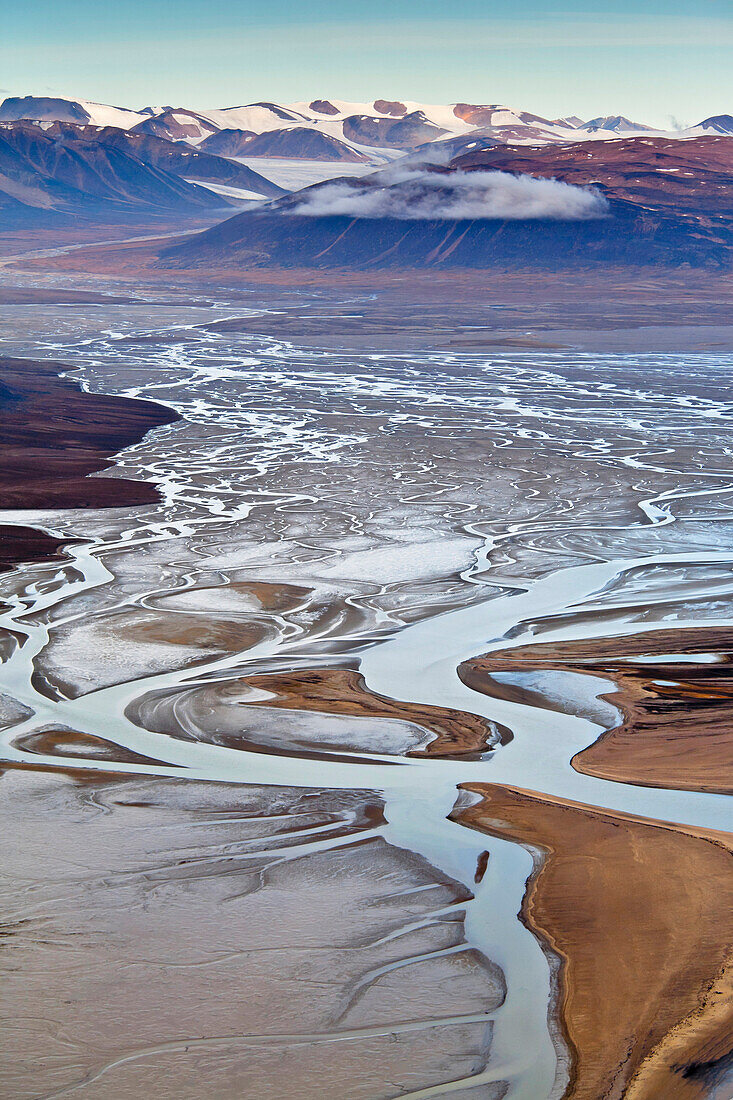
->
[289,168,608,221]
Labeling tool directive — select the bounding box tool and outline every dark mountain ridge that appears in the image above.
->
[161,137,733,271]
[0,96,95,124]
[201,127,369,162]
[342,112,446,148]
[29,122,284,196]
[130,108,219,143]
[0,122,234,226]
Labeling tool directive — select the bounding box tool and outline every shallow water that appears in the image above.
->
[1,289,732,1098]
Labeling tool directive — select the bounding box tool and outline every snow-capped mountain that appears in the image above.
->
[132,109,220,143]
[1,94,730,165]
[582,115,655,134]
[0,95,149,130]
[684,114,733,136]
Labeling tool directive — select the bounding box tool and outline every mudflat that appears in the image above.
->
[0,355,178,569]
[462,627,733,793]
[457,782,733,1100]
[0,256,731,1098]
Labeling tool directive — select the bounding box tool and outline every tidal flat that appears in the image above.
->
[0,268,731,1099]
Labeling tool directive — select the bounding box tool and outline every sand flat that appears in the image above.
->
[463,626,733,794]
[456,782,733,1100]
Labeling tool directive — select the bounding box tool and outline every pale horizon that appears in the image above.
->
[3,1,731,132]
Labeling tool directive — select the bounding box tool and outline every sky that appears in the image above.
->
[2,0,731,128]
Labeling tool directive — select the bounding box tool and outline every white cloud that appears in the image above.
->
[288,168,609,221]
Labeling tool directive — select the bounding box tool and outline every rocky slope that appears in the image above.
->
[0,122,280,226]
[450,136,733,217]
[201,127,369,162]
[131,108,221,144]
[161,136,733,271]
[35,122,284,196]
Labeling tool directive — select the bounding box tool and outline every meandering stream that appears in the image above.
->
[1,296,732,1098]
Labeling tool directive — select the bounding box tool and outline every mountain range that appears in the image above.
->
[0,119,283,226]
[1,92,732,269]
[3,95,732,165]
[161,137,733,271]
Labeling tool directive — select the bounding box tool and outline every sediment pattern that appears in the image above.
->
[456,783,733,1100]
[0,285,731,1099]
[463,627,733,793]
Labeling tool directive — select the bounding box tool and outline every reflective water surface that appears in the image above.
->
[1,285,732,1099]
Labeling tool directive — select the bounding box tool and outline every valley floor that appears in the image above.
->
[0,246,731,1099]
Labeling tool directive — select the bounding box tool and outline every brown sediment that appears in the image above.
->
[126,611,267,653]
[33,609,271,701]
[240,668,504,756]
[0,760,147,783]
[0,523,76,571]
[0,355,179,572]
[239,580,311,611]
[455,782,733,1100]
[461,626,733,794]
[149,579,311,615]
[0,287,140,305]
[14,726,172,767]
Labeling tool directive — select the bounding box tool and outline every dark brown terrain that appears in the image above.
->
[452,135,733,217]
[0,523,73,571]
[160,136,733,270]
[462,626,733,793]
[0,356,178,570]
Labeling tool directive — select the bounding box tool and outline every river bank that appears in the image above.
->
[0,266,730,1098]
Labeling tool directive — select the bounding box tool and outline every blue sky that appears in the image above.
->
[2,0,730,127]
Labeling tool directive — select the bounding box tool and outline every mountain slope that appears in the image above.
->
[201,127,369,162]
[197,129,258,157]
[0,95,146,129]
[0,123,235,226]
[160,137,733,271]
[131,109,220,144]
[34,123,284,197]
[450,136,733,216]
[341,111,447,148]
[582,115,654,134]
[688,115,733,136]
